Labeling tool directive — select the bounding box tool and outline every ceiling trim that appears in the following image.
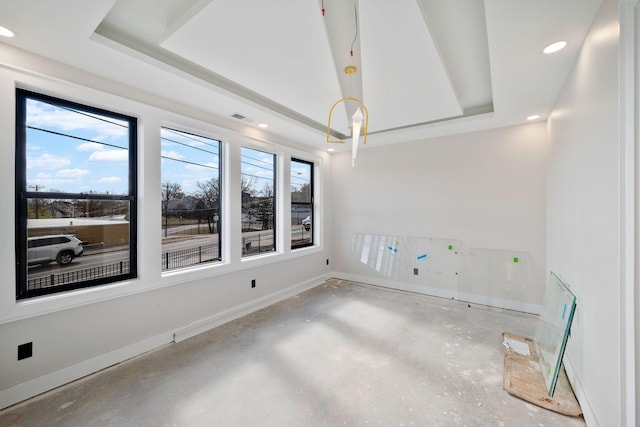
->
[94,23,337,137]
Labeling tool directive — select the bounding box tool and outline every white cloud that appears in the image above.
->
[27,100,129,142]
[28,153,71,169]
[28,177,71,191]
[161,150,184,160]
[57,169,91,178]
[77,142,104,152]
[185,164,211,172]
[89,150,128,162]
[99,176,123,184]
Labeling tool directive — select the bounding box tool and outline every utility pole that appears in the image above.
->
[28,184,44,219]
[164,182,169,238]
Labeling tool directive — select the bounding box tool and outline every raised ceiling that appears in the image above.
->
[0,0,603,150]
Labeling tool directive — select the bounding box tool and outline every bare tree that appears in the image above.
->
[162,181,183,202]
[291,182,311,203]
[196,178,220,233]
[254,183,274,230]
[162,181,183,237]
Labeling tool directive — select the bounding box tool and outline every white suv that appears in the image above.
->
[27,235,84,266]
[302,216,311,231]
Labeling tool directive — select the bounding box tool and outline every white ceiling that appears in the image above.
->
[0,0,603,151]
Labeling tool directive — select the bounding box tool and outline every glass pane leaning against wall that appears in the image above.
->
[160,128,222,271]
[291,158,313,249]
[241,147,276,256]
[15,89,137,299]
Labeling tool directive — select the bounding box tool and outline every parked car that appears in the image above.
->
[27,234,84,266]
[302,216,311,231]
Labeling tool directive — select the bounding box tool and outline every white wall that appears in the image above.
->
[0,47,333,409]
[546,0,625,425]
[330,122,549,311]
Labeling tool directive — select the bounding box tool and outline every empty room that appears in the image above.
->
[0,0,638,426]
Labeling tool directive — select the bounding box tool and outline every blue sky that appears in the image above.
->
[26,98,310,198]
[26,99,130,195]
[161,127,220,195]
[290,159,311,193]
[241,146,275,196]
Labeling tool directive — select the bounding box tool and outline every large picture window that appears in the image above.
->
[241,147,276,256]
[160,127,221,271]
[291,158,313,249]
[15,89,137,299]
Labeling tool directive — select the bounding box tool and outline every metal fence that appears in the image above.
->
[28,261,130,290]
[162,243,219,271]
[27,244,220,289]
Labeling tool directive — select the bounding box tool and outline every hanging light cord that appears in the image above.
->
[321,1,359,57]
[350,2,359,57]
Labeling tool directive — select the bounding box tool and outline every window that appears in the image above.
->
[291,158,313,249]
[241,147,276,256]
[15,89,137,299]
[160,127,221,270]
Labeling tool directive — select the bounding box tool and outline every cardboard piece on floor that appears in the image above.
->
[502,332,582,417]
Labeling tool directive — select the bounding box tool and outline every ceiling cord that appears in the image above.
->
[350,2,358,57]
[321,1,358,57]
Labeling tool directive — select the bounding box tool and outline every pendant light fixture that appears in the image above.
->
[324,1,369,167]
[326,66,369,167]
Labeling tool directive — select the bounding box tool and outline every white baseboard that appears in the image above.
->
[333,272,542,314]
[173,273,329,342]
[0,332,172,411]
[1,273,329,411]
[563,358,598,426]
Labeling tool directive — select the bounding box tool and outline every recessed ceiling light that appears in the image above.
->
[258,123,268,128]
[543,41,567,54]
[527,114,540,121]
[328,148,335,152]
[0,25,15,38]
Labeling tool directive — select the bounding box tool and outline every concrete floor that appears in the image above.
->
[0,279,585,427]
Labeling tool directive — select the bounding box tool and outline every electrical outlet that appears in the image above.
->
[18,342,32,360]
[251,279,256,288]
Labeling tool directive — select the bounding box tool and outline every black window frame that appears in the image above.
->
[241,147,277,257]
[291,158,314,249]
[15,89,137,299]
[160,126,222,271]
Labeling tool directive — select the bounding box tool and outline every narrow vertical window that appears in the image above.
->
[291,159,313,249]
[241,147,276,256]
[160,128,221,271]
[15,89,137,299]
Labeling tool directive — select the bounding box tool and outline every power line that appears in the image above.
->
[161,155,219,170]
[241,150,274,168]
[241,171,274,182]
[241,159,274,173]
[27,126,128,150]
[56,104,129,129]
[162,128,220,152]
[162,135,219,157]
